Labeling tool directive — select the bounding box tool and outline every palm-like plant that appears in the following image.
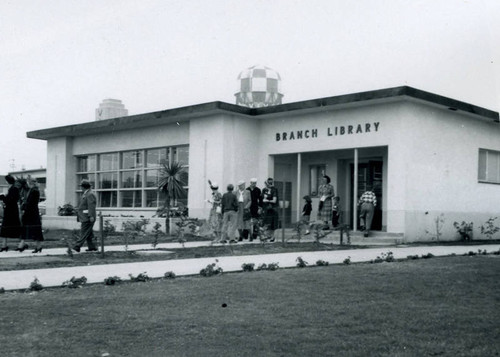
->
[158,161,188,233]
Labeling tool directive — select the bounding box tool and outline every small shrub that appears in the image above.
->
[0,287,5,294]
[407,255,419,260]
[241,263,255,272]
[62,276,87,288]
[453,221,473,241]
[200,262,223,277]
[256,262,280,271]
[296,256,308,268]
[466,251,477,256]
[129,272,151,282]
[343,256,351,265]
[422,253,434,259]
[316,260,329,266]
[477,249,487,255]
[103,220,116,236]
[372,252,394,263]
[480,217,500,240]
[29,277,43,291]
[58,203,76,216]
[152,222,164,248]
[104,276,122,285]
[164,271,176,279]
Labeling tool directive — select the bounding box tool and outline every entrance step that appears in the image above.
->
[281,229,404,245]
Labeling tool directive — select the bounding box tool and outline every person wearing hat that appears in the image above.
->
[261,177,279,242]
[246,178,263,241]
[206,180,223,241]
[0,175,23,252]
[73,179,98,252]
[317,175,335,229]
[236,180,251,241]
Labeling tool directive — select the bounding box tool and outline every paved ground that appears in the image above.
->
[0,239,498,291]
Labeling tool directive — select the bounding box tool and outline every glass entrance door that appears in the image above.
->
[350,160,383,231]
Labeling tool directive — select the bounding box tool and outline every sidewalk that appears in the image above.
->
[0,240,498,291]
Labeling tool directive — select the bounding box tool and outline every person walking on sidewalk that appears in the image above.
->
[21,178,44,253]
[220,184,239,243]
[0,175,23,252]
[358,186,377,237]
[73,179,98,252]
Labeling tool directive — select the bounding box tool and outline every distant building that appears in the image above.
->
[95,99,128,121]
[27,86,500,242]
[8,168,47,200]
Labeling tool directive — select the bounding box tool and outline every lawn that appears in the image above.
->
[0,255,498,357]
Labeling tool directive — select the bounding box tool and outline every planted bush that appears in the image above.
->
[29,277,43,291]
[343,256,351,265]
[164,271,176,279]
[316,260,329,266]
[129,272,151,282]
[104,276,122,285]
[200,262,223,277]
[241,263,255,272]
[256,262,279,271]
[296,256,308,268]
[62,276,87,288]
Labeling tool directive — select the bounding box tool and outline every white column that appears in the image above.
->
[296,153,302,222]
[353,148,358,231]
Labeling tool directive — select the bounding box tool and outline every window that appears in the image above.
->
[478,149,500,184]
[76,145,189,209]
[309,164,326,196]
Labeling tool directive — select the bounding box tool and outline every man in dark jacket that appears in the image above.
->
[73,179,97,252]
[220,184,238,243]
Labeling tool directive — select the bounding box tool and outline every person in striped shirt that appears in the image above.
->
[358,186,377,237]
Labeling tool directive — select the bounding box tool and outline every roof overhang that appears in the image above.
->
[27,86,499,141]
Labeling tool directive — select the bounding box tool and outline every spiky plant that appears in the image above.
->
[157,161,187,233]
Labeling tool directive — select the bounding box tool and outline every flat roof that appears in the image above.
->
[27,86,499,140]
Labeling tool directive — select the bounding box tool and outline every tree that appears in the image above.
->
[157,161,187,234]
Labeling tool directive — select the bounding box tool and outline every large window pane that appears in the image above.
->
[121,190,142,208]
[122,171,142,188]
[99,153,118,171]
[487,152,499,182]
[146,169,160,187]
[478,149,487,181]
[77,155,96,172]
[99,191,117,207]
[176,146,189,165]
[98,173,118,189]
[146,148,168,168]
[77,174,96,189]
[146,190,166,207]
[122,150,143,169]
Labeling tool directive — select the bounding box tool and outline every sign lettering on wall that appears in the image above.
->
[276,122,380,141]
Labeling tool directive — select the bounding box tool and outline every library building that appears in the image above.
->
[27,67,500,242]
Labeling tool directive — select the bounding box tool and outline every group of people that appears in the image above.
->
[207,177,279,243]
[0,175,44,253]
[300,174,377,237]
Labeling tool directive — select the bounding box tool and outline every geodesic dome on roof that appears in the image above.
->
[235,65,283,108]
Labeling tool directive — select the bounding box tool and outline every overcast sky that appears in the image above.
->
[0,0,498,174]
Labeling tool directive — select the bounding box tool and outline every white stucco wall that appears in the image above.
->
[400,102,500,240]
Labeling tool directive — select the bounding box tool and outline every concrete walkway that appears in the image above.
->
[0,240,498,291]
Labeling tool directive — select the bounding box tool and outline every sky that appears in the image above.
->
[0,0,499,174]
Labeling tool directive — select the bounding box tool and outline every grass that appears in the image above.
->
[0,255,499,356]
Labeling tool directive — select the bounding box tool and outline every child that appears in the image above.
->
[332,196,341,229]
[302,195,312,235]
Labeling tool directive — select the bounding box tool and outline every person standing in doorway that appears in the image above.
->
[21,178,45,253]
[0,175,23,252]
[246,178,262,241]
[317,175,335,229]
[73,179,98,252]
[358,186,377,237]
[261,178,279,242]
